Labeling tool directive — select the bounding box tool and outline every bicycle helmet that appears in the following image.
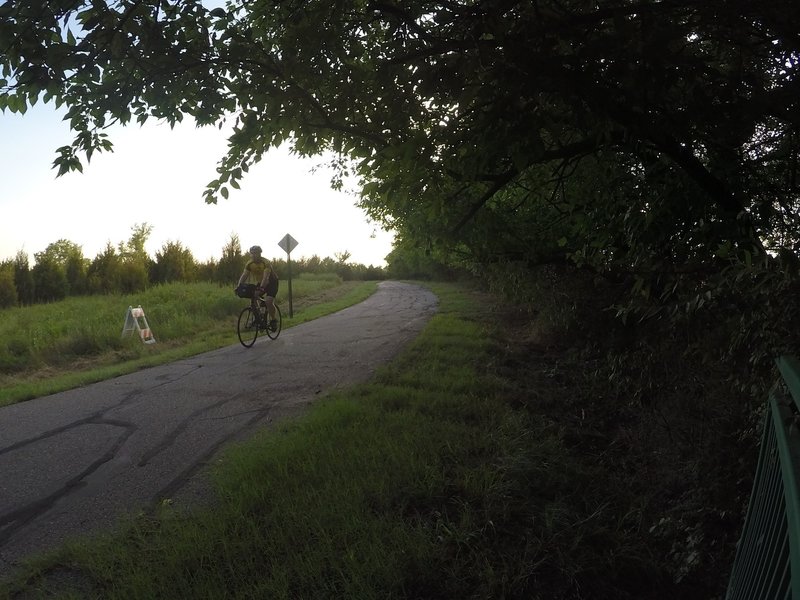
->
[249,245,262,253]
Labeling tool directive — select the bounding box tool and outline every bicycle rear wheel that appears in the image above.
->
[266,304,282,340]
[237,306,259,347]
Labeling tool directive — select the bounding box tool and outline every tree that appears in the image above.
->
[1,0,798,285]
[64,251,89,295]
[118,222,153,262]
[33,240,88,296]
[87,243,123,295]
[35,239,83,266]
[196,258,217,283]
[31,257,67,303]
[0,260,17,308]
[216,233,243,285]
[302,255,322,274]
[118,260,149,293]
[151,241,196,284]
[117,223,153,293]
[13,251,35,305]
[385,238,458,281]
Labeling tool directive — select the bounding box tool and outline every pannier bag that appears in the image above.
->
[236,283,257,298]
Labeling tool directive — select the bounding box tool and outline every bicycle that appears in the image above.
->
[235,284,282,348]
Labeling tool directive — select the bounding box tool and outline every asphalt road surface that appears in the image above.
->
[0,281,438,579]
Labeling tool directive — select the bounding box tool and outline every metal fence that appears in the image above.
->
[727,355,800,600]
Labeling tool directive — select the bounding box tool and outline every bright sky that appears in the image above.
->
[0,103,395,267]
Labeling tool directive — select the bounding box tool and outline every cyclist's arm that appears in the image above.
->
[257,265,273,291]
[236,268,248,287]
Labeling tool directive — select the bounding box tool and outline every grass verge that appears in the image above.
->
[0,281,670,600]
[0,278,376,407]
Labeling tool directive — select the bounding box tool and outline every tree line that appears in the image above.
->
[0,223,385,309]
[1,1,798,362]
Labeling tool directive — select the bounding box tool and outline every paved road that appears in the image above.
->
[0,281,437,578]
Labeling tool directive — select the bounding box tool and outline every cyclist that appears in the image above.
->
[236,245,279,330]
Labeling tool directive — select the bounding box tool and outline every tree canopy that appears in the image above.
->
[2,0,798,285]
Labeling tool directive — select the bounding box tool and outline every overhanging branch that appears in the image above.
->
[451,138,601,233]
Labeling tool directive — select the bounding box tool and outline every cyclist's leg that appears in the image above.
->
[265,303,282,339]
[251,294,261,322]
[265,295,276,321]
[265,281,279,323]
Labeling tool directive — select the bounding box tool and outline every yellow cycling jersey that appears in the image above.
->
[244,258,270,284]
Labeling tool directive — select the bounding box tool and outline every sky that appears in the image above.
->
[0,102,396,267]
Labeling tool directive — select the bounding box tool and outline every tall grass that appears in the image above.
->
[1,282,660,600]
[0,275,377,406]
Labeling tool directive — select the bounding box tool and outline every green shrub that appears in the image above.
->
[0,337,32,373]
[0,269,17,309]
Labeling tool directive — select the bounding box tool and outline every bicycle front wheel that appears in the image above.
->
[266,304,282,340]
[237,306,259,348]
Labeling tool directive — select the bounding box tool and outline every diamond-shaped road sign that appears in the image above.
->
[278,233,299,255]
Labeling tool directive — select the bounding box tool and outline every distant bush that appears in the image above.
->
[0,267,17,309]
[32,259,67,303]
[297,272,341,283]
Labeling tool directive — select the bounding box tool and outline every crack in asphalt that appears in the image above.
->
[148,401,279,506]
[136,392,252,467]
[0,420,136,542]
[0,415,135,458]
[0,281,438,578]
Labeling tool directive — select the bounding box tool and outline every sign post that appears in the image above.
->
[277,233,299,318]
